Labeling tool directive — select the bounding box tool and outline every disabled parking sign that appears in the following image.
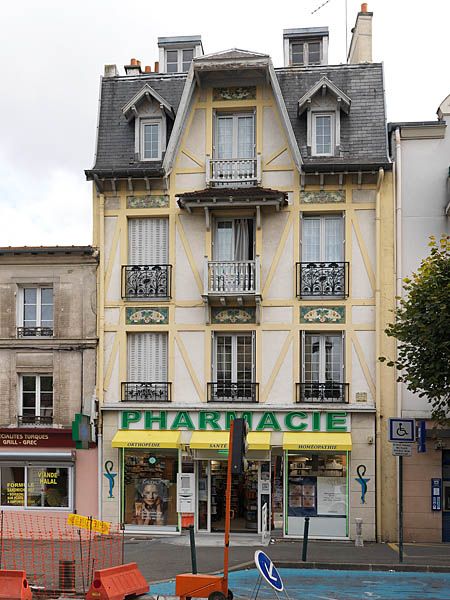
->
[254,550,284,592]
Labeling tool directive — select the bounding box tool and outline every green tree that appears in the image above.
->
[380,235,450,421]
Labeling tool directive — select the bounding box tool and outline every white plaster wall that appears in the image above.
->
[354,209,376,275]
[179,214,205,277]
[261,331,289,388]
[174,337,202,404]
[262,170,294,189]
[178,331,204,390]
[265,340,293,405]
[350,226,373,298]
[183,108,206,162]
[265,221,293,299]
[351,344,374,405]
[262,106,286,159]
[175,173,206,191]
[175,307,205,324]
[351,306,375,326]
[262,306,293,324]
[261,211,289,290]
[105,308,120,326]
[175,224,202,301]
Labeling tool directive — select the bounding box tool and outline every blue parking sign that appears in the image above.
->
[254,550,284,592]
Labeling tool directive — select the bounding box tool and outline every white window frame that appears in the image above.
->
[301,331,345,384]
[214,112,256,160]
[212,332,256,383]
[19,374,54,422]
[312,112,334,156]
[165,48,194,73]
[0,464,73,511]
[140,119,162,161]
[17,286,54,330]
[290,40,322,66]
[301,214,345,262]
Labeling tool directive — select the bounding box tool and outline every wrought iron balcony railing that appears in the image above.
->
[205,155,261,187]
[296,382,349,404]
[296,262,348,298]
[207,382,259,403]
[122,265,172,300]
[17,327,53,338]
[17,415,53,426]
[121,382,172,402]
[204,258,261,299]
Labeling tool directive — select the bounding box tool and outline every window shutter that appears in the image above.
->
[251,330,256,381]
[301,331,306,382]
[128,218,168,265]
[128,332,167,382]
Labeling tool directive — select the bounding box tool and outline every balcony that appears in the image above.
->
[206,156,261,187]
[17,415,53,426]
[207,382,259,403]
[121,382,172,402]
[122,265,172,300]
[204,258,261,307]
[296,383,349,404]
[17,327,53,338]
[296,262,348,298]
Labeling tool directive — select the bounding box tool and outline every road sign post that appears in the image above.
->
[388,418,415,565]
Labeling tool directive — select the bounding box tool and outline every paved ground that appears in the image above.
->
[124,533,450,584]
[149,568,450,600]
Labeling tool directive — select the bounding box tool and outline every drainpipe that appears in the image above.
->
[394,128,403,419]
[97,194,105,521]
[375,167,384,541]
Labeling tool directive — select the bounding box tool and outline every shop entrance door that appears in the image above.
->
[442,450,450,542]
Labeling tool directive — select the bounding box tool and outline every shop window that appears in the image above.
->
[0,465,71,509]
[287,451,348,536]
[123,449,178,527]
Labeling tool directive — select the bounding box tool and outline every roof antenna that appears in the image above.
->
[311,0,349,62]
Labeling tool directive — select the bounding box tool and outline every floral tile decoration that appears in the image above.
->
[213,86,256,101]
[126,307,169,325]
[127,195,170,209]
[301,190,345,204]
[211,308,256,324]
[300,306,345,324]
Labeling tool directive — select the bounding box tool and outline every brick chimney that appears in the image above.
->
[347,3,373,64]
[124,58,142,75]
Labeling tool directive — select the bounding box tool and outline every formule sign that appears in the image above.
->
[254,550,284,592]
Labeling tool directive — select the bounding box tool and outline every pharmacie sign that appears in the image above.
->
[120,410,349,432]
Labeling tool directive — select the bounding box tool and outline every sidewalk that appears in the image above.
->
[124,533,450,583]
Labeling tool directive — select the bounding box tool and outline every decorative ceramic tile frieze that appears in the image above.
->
[211,308,256,324]
[126,307,169,325]
[213,87,256,101]
[301,190,345,204]
[300,306,345,324]
[127,195,169,209]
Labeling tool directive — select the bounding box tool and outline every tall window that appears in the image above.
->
[19,287,53,336]
[20,375,53,425]
[300,333,345,402]
[141,121,161,160]
[126,332,169,402]
[312,114,333,156]
[125,218,170,299]
[214,219,254,261]
[215,114,255,159]
[210,332,256,402]
[302,215,344,263]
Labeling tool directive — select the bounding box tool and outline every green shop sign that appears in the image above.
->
[119,410,349,432]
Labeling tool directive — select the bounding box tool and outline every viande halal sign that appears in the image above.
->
[120,410,349,432]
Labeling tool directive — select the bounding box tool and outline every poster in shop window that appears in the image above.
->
[317,477,346,516]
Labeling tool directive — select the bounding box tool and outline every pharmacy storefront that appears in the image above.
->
[101,408,375,540]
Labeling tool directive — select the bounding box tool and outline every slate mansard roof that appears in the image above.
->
[86,62,389,180]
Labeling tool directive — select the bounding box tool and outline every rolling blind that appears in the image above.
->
[128,218,168,265]
[128,333,168,381]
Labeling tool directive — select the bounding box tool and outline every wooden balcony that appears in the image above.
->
[205,155,261,187]
[203,257,261,307]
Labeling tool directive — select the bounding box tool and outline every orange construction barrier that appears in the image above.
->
[176,573,227,600]
[85,562,149,600]
[0,569,32,599]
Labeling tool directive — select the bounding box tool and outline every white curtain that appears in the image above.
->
[234,219,249,261]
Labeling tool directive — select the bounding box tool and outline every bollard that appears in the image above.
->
[189,524,198,574]
[302,517,310,562]
[355,518,364,547]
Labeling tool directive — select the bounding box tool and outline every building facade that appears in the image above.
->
[87,7,396,540]
[389,95,450,542]
[0,246,98,520]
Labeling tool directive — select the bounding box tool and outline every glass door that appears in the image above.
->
[196,460,210,532]
[258,462,271,535]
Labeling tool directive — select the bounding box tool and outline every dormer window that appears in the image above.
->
[291,40,322,66]
[312,113,334,156]
[166,49,194,73]
[141,120,161,160]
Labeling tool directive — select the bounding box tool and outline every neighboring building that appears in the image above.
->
[389,95,450,542]
[0,246,99,519]
[87,5,396,540]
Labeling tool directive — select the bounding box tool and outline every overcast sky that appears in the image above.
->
[1,0,449,247]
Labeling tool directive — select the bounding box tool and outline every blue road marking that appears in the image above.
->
[151,568,450,599]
